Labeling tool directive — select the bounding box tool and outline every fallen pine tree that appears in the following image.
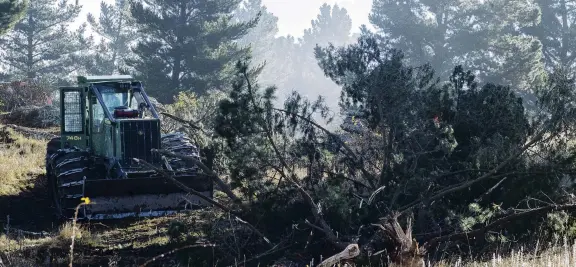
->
[121,52,576,266]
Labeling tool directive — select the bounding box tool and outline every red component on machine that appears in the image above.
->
[114,107,139,118]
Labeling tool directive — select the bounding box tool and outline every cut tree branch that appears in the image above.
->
[399,129,556,214]
[152,148,243,206]
[160,112,206,134]
[242,70,348,249]
[272,107,377,189]
[316,244,360,267]
[132,158,272,246]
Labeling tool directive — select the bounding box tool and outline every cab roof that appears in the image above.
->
[77,75,134,84]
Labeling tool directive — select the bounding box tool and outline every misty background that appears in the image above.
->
[0,0,565,125]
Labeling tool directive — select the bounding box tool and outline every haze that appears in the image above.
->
[77,0,374,37]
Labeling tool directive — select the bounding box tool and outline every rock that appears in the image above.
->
[1,105,59,128]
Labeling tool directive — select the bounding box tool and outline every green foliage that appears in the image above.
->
[0,0,28,35]
[213,61,281,198]
[127,0,257,103]
[83,0,136,75]
[233,0,278,76]
[164,90,226,146]
[544,211,576,241]
[167,220,188,242]
[301,3,352,48]
[368,0,546,92]
[0,0,92,83]
[163,89,230,176]
[459,203,505,232]
[527,0,576,72]
[167,22,576,265]
[244,3,354,115]
[312,32,576,251]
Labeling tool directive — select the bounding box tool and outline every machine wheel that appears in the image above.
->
[47,148,91,220]
[161,132,200,172]
[45,137,60,176]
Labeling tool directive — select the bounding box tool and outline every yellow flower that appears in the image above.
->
[81,197,91,204]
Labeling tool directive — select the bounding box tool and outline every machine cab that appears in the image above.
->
[84,75,159,123]
[89,80,159,136]
[59,75,162,166]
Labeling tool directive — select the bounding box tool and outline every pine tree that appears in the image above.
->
[84,0,136,75]
[301,3,352,49]
[0,0,92,83]
[0,0,28,35]
[233,0,279,87]
[268,34,301,93]
[369,0,545,91]
[128,0,257,103]
[526,0,576,72]
[290,3,353,116]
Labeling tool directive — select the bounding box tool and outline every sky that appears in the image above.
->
[76,0,375,38]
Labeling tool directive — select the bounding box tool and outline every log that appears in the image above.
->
[317,244,360,267]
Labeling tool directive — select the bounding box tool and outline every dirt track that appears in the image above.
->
[0,172,215,266]
[0,173,58,233]
[0,124,225,266]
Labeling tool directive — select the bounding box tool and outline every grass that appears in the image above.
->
[0,216,204,266]
[434,241,576,266]
[0,126,46,195]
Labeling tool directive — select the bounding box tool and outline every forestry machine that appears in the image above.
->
[45,75,213,220]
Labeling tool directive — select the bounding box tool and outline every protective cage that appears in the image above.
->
[61,89,83,133]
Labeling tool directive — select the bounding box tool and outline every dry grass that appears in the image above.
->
[433,240,576,267]
[0,126,46,195]
[50,221,100,248]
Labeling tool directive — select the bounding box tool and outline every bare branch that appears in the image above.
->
[160,112,206,133]
[152,149,243,206]
[474,177,509,202]
[238,242,293,266]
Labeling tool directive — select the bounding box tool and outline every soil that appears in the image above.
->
[0,124,217,266]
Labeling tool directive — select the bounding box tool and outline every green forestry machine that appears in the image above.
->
[45,75,213,220]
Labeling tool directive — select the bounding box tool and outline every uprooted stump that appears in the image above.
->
[368,215,426,267]
[1,105,59,128]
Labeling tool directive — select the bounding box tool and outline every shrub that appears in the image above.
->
[0,79,53,112]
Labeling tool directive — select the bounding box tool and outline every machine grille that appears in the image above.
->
[119,120,161,166]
